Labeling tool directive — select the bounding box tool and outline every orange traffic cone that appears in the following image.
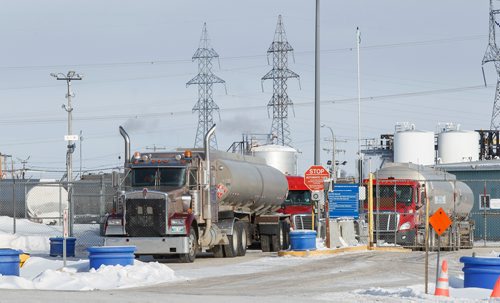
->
[435,260,450,297]
[491,277,500,298]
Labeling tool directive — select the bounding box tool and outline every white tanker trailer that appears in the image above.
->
[364,163,474,249]
[103,125,290,262]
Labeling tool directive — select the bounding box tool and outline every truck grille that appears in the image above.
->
[374,212,399,232]
[293,214,313,230]
[125,198,166,237]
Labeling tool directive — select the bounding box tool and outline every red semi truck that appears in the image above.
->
[363,163,474,249]
[278,176,313,230]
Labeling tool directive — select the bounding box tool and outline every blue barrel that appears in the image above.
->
[290,230,317,251]
[0,249,20,276]
[88,246,136,270]
[460,256,500,289]
[49,237,76,257]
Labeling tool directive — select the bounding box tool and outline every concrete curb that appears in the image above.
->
[278,245,411,257]
[278,245,369,257]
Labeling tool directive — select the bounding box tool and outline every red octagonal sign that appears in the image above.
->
[304,165,330,191]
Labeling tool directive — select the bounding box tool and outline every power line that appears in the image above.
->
[0,35,486,71]
[0,84,486,127]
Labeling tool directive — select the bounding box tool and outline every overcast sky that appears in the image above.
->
[0,0,492,178]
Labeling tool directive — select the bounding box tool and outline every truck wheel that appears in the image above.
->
[261,234,271,252]
[179,228,198,263]
[271,223,283,252]
[223,232,238,258]
[281,221,290,250]
[236,221,247,256]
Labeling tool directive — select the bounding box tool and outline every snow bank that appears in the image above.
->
[0,257,184,291]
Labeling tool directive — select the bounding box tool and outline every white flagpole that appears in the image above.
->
[357,27,362,183]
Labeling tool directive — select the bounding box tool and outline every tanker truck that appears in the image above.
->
[103,125,291,262]
[364,163,474,249]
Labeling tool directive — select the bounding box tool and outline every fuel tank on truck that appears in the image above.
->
[375,163,473,218]
[209,151,288,216]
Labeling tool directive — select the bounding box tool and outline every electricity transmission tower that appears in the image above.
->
[483,0,500,130]
[187,23,226,149]
[261,15,300,146]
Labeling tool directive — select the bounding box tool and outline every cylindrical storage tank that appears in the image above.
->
[394,129,434,165]
[376,163,473,217]
[88,246,136,270]
[251,144,298,175]
[26,184,68,224]
[213,157,288,215]
[438,130,480,164]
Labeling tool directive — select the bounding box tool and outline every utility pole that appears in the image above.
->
[314,0,321,165]
[17,156,30,180]
[51,71,83,236]
[79,130,83,179]
[321,124,336,182]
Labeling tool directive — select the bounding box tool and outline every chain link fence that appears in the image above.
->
[3,176,500,255]
[0,177,114,257]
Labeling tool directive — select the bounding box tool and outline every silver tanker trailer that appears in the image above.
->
[103,125,290,262]
[366,162,474,249]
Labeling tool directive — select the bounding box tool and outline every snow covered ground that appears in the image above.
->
[0,216,496,302]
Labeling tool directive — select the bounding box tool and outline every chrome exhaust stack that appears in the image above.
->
[119,126,131,167]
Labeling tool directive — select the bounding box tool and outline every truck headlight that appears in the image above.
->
[399,222,411,231]
[107,218,122,226]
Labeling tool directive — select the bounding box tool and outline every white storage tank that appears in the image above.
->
[437,124,479,164]
[393,123,435,165]
[26,183,68,224]
[251,144,298,175]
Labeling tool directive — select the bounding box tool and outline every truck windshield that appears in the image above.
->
[132,168,186,187]
[285,190,311,206]
[374,185,413,206]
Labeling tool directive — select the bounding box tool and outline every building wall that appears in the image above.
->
[440,168,500,241]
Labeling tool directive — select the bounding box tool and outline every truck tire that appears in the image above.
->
[281,221,290,250]
[223,230,239,258]
[261,234,271,252]
[236,221,247,256]
[271,223,283,252]
[179,228,198,263]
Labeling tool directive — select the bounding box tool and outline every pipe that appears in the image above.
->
[201,124,217,246]
[119,126,131,167]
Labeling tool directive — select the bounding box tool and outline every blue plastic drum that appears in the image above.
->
[460,256,500,289]
[0,249,20,276]
[49,237,76,257]
[88,246,136,270]
[290,230,317,251]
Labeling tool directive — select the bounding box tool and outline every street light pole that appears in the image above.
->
[321,124,336,183]
[51,71,83,236]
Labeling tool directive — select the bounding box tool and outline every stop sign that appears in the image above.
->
[304,165,330,191]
